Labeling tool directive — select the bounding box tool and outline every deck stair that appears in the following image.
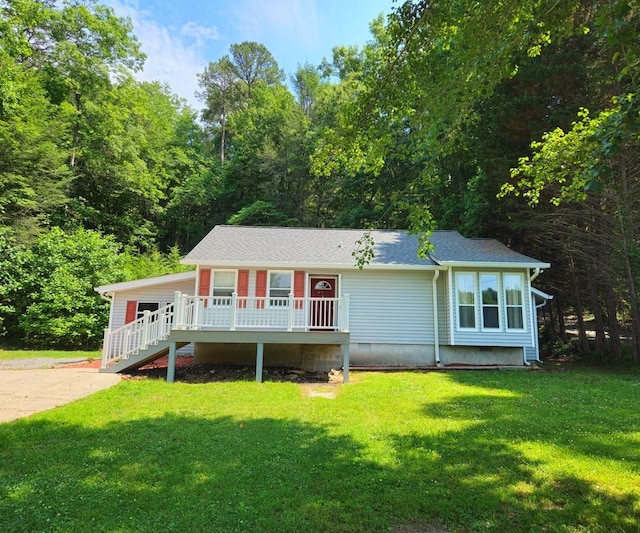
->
[101,301,186,373]
[100,339,189,373]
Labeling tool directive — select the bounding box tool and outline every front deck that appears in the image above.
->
[101,292,351,382]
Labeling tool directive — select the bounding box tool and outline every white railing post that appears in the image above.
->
[173,291,182,329]
[231,292,238,331]
[287,293,294,331]
[343,294,350,332]
[142,310,151,348]
[101,328,110,368]
[192,296,200,330]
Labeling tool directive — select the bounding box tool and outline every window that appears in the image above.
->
[454,271,528,333]
[481,274,500,329]
[456,273,476,329]
[137,302,159,321]
[269,271,292,306]
[504,274,524,329]
[212,271,235,297]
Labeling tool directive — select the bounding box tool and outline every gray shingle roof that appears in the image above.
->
[182,226,548,268]
[428,231,548,265]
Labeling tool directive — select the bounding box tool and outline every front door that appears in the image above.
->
[310,276,337,330]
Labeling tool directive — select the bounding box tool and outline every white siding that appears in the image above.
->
[436,272,448,343]
[341,270,434,344]
[110,277,196,330]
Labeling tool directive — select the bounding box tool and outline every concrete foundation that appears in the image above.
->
[194,341,525,371]
[439,345,524,366]
[194,342,342,372]
[349,343,436,367]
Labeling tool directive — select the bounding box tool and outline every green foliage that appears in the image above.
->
[18,227,125,349]
[0,66,71,239]
[121,245,192,281]
[0,228,25,337]
[227,200,298,227]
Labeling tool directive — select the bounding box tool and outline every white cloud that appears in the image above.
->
[104,0,215,111]
[230,0,320,49]
[180,22,220,46]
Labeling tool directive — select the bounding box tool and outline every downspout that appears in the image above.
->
[99,291,115,328]
[432,270,441,365]
[98,291,114,369]
[523,296,532,367]
[529,267,541,283]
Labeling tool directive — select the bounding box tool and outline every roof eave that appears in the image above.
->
[94,270,196,294]
[181,259,444,270]
[438,260,551,269]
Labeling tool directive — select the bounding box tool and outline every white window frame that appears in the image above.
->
[209,270,236,306]
[267,270,293,307]
[503,272,526,331]
[480,272,501,331]
[453,271,528,334]
[456,272,478,331]
[136,302,159,321]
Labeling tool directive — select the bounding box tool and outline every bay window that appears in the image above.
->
[455,271,527,332]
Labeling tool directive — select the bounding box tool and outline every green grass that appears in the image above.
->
[0,368,639,532]
[0,349,101,360]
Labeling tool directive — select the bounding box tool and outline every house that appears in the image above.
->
[95,225,551,382]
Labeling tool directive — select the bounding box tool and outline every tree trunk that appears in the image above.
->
[569,253,590,354]
[586,264,606,357]
[604,278,622,360]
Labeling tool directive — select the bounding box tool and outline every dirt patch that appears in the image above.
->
[121,356,344,384]
[61,359,102,369]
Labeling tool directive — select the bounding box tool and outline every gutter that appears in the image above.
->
[432,270,441,364]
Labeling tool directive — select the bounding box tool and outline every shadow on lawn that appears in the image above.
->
[0,374,638,532]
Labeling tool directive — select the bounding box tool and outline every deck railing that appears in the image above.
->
[174,293,350,332]
[102,292,349,368]
[101,302,174,368]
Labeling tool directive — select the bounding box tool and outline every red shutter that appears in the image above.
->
[256,270,267,309]
[237,270,249,308]
[125,301,137,324]
[294,271,305,309]
[198,268,211,296]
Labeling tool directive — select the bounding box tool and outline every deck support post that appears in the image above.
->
[256,342,264,383]
[342,343,350,383]
[167,341,177,383]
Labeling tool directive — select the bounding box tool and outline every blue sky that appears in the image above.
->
[105,0,396,110]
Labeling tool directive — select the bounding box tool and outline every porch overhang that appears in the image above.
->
[169,329,350,345]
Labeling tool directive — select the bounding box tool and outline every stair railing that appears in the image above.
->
[101,302,175,368]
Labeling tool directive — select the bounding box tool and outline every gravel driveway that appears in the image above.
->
[0,359,120,423]
[0,357,97,370]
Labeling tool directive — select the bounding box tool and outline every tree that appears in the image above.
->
[229,41,284,98]
[0,0,146,241]
[197,57,239,164]
[292,62,322,118]
[18,227,125,349]
[222,83,311,225]
[0,71,71,239]
[0,228,26,339]
[198,42,285,164]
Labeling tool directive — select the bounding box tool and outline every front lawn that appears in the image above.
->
[0,368,638,532]
[0,349,101,360]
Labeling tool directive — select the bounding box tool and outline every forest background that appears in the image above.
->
[0,0,639,363]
